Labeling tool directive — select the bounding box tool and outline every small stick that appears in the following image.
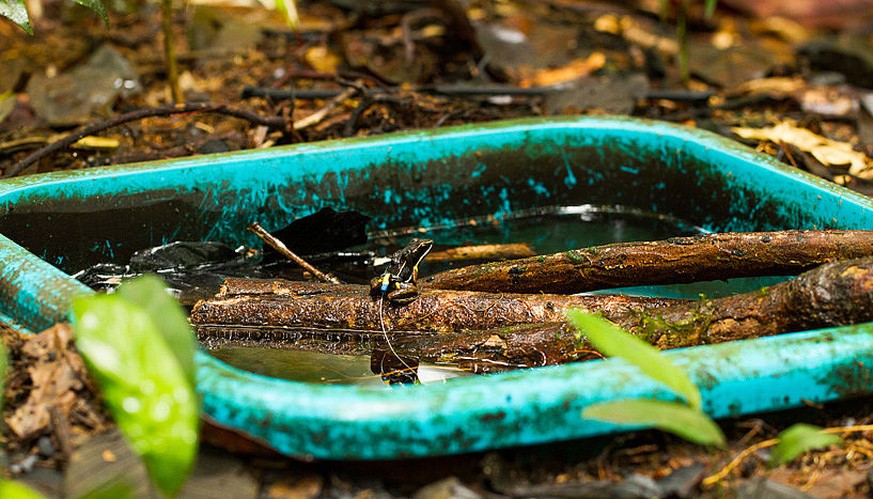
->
[292,85,358,130]
[5,102,290,178]
[247,222,342,284]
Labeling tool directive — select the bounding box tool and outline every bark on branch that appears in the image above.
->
[625,257,873,348]
[190,278,677,333]
[192,257,873,367]
[425,230,873,294]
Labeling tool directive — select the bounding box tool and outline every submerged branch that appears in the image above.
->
[425,230,873,294]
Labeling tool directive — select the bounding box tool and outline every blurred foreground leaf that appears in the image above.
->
[584,399,726,448]
[72,276,198,496]
[0,480,45,499]
[0,0,33,34]
[1,0,107,34]
[72,0,107,25]
[769,423,842,466]
[567,310,702,409]
[274,0,298,28]
[116,275,197,385]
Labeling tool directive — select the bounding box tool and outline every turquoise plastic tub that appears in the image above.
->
[1,116,872,459]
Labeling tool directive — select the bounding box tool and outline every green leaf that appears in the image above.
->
[584,399,726,448]
[71,0,108,26]
[73,294,199,496]
[0,0,33,35]
[116,275,197,387]
[769,423,842,466]
[0,480,46,499]
[567,310,702,410]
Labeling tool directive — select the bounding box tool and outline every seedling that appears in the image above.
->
[568,310,844,473]
[567,309,726,447]
[769,423,841,466]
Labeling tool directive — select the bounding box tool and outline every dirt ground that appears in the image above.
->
[2,0,873,496]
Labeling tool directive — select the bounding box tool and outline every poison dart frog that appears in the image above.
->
[370,238,433,305]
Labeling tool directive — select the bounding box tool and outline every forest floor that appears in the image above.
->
[2,0,873,496]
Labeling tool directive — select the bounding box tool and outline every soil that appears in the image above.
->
[2,0,873,497]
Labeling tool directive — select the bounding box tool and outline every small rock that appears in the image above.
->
[413,477,480,499]
[656,463,706,498]
[798,37,873,89]
[736,477,815,499]
[198,140,231,154]
[612,473,661,498]
[26,45,142,126]
[37,436,55,458]
[545,73,649,115]
[11,454,39,475]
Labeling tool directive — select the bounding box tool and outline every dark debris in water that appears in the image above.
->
[265,207,371,260]
[72,240,261,305]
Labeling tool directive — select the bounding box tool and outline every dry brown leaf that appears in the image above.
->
[732,122,871,177]
[732,76,805,96]
[304,46,341,74]
[521,52,606,88]
[6,324,89,439]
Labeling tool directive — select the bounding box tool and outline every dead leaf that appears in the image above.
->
[732,121,871,177]
[71,136,120,151]
[521,52,607,88]
[594,14,678,55]
[304,46,341,74]
[799,87,857,117]
[5,324,92,440]
[732,76,806,97]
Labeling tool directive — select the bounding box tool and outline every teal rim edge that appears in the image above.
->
[0,116,871,459]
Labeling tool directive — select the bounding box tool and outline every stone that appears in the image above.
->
[26,45,142,126]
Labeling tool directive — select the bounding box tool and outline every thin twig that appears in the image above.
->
[702,423,873,487]
[5,102,290,178]
[702,438,779,487]
[822,423,873,435]
[293,86,358,130]
[247,222,342,284]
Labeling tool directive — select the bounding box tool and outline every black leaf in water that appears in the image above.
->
[265,207,371,259]
[129,241,249,272]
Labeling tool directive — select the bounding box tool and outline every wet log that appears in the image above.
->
[193,258,873,368]
[424,230,873,294]
[625,257,873,348]
[190,278,677,333]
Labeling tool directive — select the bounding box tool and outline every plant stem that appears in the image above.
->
[678,0,690,85]
[161,0,183,103]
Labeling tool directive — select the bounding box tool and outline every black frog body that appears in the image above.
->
[370,238,433,305]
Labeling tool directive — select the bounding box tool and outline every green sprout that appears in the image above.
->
[567,309,726,447]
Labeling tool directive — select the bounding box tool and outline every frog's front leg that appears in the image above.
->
[386,281,420,305]
[370,273,392,298]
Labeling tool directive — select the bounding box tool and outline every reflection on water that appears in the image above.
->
[205,205,773,383]
[208,347,472,387]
